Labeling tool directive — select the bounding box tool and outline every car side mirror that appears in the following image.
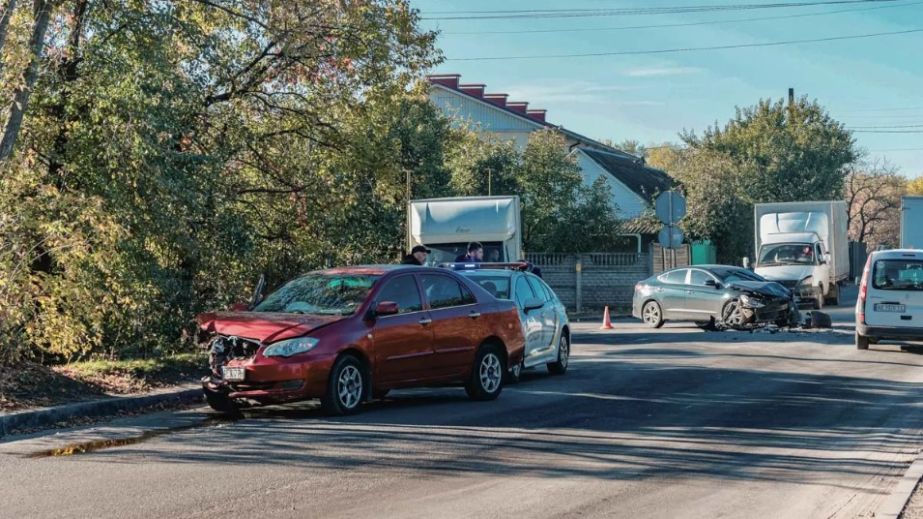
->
[523,297,544,312]
[704,279,722,289]
[375,301,400,316]
[228,302,250,312]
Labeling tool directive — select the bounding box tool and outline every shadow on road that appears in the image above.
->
[84,351,923,491]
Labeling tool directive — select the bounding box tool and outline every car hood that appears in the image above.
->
[727,281,792,299]
[754,265,815,282]
[196,311,346,343]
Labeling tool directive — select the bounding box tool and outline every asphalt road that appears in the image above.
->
[3,291,923,519]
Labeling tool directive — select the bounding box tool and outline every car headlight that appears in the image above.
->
[799,276,814,286]
[739,294,765,308]
[262,337,319,358]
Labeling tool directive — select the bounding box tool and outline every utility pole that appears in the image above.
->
[487,167,492,196]
[788,87,795,108]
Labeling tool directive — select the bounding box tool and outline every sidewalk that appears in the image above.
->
[0,384,201,438]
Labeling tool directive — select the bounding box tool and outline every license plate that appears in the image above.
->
[874,304,906,313]
[222,366,245,381]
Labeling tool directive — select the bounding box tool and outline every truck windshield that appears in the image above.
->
[758,243,818,266]
[253,274,378,315]
[873,259,923,291]
[426,242,505,265]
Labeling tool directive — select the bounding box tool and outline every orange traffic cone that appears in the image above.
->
[600,306,614,330]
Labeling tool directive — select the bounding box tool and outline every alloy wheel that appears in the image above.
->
[643,303,660,325]
[337,365,363,410]
[559,336,569,368]
[479,353,502,393]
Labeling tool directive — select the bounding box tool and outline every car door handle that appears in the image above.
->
[468,311,481,319]
[419,318,432,325]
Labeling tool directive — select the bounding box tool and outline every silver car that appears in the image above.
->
[457,267,570,381]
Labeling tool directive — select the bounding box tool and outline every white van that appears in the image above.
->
[855,249,923,350]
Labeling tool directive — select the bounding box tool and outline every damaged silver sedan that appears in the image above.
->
[633,265,799,330]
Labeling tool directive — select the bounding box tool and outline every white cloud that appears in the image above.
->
[624,66,704,78]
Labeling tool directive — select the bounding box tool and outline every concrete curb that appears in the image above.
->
[879,449,923,519]
[0,385,202,438]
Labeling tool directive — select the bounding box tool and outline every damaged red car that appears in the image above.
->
[197,265,525,415]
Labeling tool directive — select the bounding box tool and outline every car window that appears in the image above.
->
[421,275,472,309]
[531,275,558,302]
[526,276,550,302]
[659,269,688,285]
[873,259,923,291]
[514,276,536,308]
[466,275,511,299]
[375,275,422,314]
[689,270,714,287]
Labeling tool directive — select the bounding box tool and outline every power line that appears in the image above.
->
[441,1,920,35]
[867,147,923,151]
[447,27,923,61]
[852,129,923,133]
[424,0,900,20]
[849,124,923,129]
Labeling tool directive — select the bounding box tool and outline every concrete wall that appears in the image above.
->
[527,253,651,312]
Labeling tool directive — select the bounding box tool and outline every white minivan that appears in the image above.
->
[856,249,923,350]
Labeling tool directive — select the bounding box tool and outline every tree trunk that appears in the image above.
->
[48,0,88,183]
[0,0,19,74]
[0,0,54,162]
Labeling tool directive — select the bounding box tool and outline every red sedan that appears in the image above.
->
[198,265,525,415]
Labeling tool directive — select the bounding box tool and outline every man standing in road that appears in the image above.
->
[401,245,431,266]
[455,242,484,263]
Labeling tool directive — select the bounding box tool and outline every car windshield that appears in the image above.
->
[425,242,505,265]
[253,274,378,315]
[712,267,767,283]
[873,259,923,291]
[459,273,511,299]
[758,243,818,266]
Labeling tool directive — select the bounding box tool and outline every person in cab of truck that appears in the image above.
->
[455,242,484,263]
[401,245,431,266]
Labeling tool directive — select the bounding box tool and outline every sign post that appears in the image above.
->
[655,191,687,268]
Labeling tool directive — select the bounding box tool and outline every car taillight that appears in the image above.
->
[857,255,872,324]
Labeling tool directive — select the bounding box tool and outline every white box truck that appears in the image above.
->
[753,200,849,308]
[407,196,522,265]
[900,196,923,249]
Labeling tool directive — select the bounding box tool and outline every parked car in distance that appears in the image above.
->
[633,265,797,329]
[197,265,526,415]
[856,249,923,350]
[454,263,570,380]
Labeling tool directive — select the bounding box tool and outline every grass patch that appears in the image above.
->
[56,352,208,395]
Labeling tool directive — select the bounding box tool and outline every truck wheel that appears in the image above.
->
[856,333,870,350]
[824,283,839,307]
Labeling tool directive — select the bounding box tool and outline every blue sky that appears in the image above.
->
[413,0,923,177]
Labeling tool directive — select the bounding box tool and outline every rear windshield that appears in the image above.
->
[872,259,923,291]
[459,274,511,299]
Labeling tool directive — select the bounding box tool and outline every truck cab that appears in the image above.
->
[755,232,832,309]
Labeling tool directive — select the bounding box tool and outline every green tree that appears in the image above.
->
[674,97,856,262]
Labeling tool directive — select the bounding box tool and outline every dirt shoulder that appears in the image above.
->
[0,353,207,413]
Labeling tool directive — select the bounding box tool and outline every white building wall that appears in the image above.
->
[575,150,647,219]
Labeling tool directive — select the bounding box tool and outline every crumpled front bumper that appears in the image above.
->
[202,358,329,403]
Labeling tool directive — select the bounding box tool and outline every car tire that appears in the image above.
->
[547,334,569,375]
[722,300,749,329]
[465,344,505,401]
[506,358,524,384]
[856,333,870,350]
[642,301,665,328]
[824,284,839,307]
[321,354,367,416]
[204,388,241,416]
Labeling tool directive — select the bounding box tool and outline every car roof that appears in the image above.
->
[456,269,516,278]
[316,264,431,276]
[872,249,923,259]
[663,264,745,271]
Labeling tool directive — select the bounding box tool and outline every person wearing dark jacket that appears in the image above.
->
[401,245,431,266]
[455,242,484,263]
